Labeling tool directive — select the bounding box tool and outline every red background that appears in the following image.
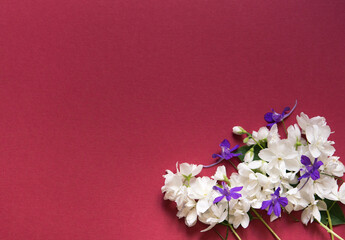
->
[1,0,345,239]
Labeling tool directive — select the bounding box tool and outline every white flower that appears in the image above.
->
[258,139,300,178]
[229,199,251,228]
[185,208,198,227]
[212,166,228,181]
[247,127,269,145]
[306,125,335,158]
[287,124,306,149]
[297,112,326,133]
[199,203,228,232]
[177,162,203,178]
[298,175,338,201]
[301,200,327,225]
[285,188,309,213]
[188,177,216,215]
[237,163,261,196]
[267,124,280,145]
[236,163,274,208]
[161,170,183,201]
[176,196,198,227]
[339,183,345,205]
[322,156,345,177]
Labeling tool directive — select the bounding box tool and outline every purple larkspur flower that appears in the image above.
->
[204,139,241,168]
[261,187,288,217]
[264,100,297,128]
[213,182,243,204]
[298,155,323,190]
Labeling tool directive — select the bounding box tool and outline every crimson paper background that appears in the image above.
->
[1,0,345,239]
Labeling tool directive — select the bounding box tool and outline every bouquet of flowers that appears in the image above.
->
[162,101,345,240]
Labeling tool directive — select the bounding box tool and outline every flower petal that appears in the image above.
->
[258,149,277,162]
[278,197,288,207]
[213,195,224,204]
[267,204,274,215]
[261,200,272,210]
[230,192,242,199]
[220,139,230,148]
[264,112,274,123]
[185,209,197,227]
[274,187,281,197]
[213,186,225,195]
[301,155,311,166]
[197,198,210,214]
[231,186,243,193]
[273,202,281,217]
[309,144,321,158]
[310,170,320,180]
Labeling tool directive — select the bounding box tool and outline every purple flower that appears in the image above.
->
[264,100,297,128]
[261,187,288,217]
[213,182,243,204]
[204,139,241,168]
[298,155,323,181]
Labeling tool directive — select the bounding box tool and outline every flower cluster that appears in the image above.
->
[162,104,345,240]
[162,162,250,232]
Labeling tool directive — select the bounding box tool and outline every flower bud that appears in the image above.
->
[233,126,246,135]
[244,148,254,163]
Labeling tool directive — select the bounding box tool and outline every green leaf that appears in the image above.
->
[235,145,252,162]
[235,144,264,162]
[320,199,345,226]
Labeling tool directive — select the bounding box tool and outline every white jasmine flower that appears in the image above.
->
[258,139,300,178]
[267,124,280,145]
[306,125,335,158]
[177,162,203,178]
[185,208,198,227]
[285,188,309,213]
[287,124,306,149]
[339,182,345,205]
[237,163,261,197]
[176,197,198,227]
[188,177,216,215]
[297,112,326,133]
[247,127,269,146]
[212,165,228,181]
[162,170,183,201]
[322,156,345,177]
[229,199,251,228]
[298,175,338,201]
[199,203,228,232]
[301,200,327,225]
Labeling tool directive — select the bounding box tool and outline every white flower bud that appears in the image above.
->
[233,126,245,135]
[244,148,254,163]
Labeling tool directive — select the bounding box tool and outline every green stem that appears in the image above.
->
[316,219,344,240]
[225,203,230,240]
[329,201,336,212]
[326,210,334,240]
[245,132,264,149]
[287,213,300,222]
[229,160,238,170]
[282,120,288,136]
[214,228,225,240]
[251,208,281,240]
[229,224,242,240]
[321,173,344,183]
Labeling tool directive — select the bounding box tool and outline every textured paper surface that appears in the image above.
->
[1,0,345,239]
